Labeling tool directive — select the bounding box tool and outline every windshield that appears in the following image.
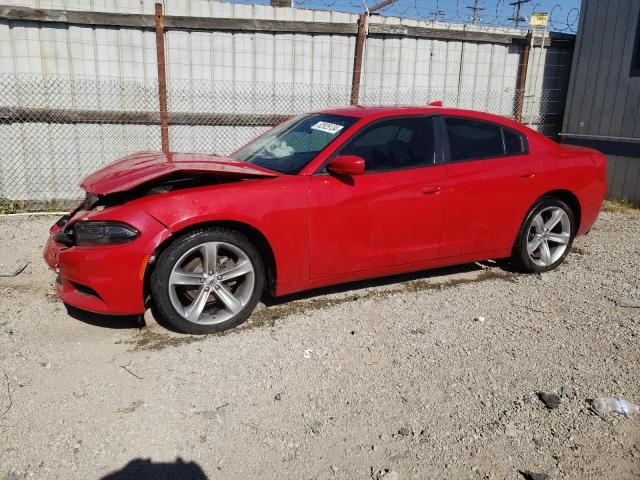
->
[233,114,357,174]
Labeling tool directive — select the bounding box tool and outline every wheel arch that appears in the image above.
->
[537,189,582,231]
[512,189,582,255]
[142,220,277,306]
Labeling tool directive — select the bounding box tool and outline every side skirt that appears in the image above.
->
[273,248,513,297]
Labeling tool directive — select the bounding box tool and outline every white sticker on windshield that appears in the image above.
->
[310,121,345,135]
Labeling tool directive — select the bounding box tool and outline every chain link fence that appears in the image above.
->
[0,74,561,212]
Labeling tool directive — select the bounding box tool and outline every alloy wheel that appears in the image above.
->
[167,241,255,325]
[526,206,571,267]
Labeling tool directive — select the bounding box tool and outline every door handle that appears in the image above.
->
[520,171,535,178]
[422,186,442,195]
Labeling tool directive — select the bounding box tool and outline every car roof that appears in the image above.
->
[321,105,436,118]
[319,105,523,129]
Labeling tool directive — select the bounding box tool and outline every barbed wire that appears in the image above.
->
[284,0,580,32]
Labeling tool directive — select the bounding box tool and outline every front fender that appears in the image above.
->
[140,177,311,295]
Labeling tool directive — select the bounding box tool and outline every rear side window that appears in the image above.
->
[445,118,504,161]
[444,117,527,161]
[504,128,526,155]
[339,117,437,173]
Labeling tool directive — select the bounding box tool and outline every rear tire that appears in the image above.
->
[150,228,264,334]
[511,196,576,273]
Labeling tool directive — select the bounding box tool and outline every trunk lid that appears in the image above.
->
[560,144,602,155]
[81,151,280,195]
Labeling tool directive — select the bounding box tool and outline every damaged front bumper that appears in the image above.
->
[43,207,171,316]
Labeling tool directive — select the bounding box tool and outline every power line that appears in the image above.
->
[466,0,485,24]
[430,9,446,21]
[430,0,445,21]
[368,0,397,14]
[508,0,531,28]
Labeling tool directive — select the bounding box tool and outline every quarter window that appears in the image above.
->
[504,128,526,155]
[338,117,437,172]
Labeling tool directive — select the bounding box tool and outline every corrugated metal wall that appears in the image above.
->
[562,0,640,205]
[0,1,574,204]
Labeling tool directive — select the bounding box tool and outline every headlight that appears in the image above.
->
[73,221,139,246]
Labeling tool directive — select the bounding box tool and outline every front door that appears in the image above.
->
[308,116,446,279]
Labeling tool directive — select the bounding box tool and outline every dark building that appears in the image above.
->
[561,0,640,205]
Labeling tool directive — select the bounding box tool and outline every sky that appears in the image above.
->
[226,0,582,32]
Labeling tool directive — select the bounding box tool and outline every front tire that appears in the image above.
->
[511,197,576,273]
[150,228,264,334]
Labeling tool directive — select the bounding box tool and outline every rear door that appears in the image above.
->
[308,116,446,279]
[439,116,542,257]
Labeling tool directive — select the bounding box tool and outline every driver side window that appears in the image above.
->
[338,117,437,173]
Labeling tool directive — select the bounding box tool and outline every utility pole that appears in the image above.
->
[368,0,396,14]
[508,0,530,28]
[466,0,485,24]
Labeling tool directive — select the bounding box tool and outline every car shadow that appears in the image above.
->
[478,257,519,272]
[64,304,144,330]
[262,259,514,307]
[63,259,517,333]
[100,457,207,480]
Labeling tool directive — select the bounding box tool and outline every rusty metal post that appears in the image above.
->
[513,31,531,123]
[350,14,367,106]
[155,2,170,153]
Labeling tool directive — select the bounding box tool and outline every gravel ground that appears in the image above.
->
[0,207,639,480]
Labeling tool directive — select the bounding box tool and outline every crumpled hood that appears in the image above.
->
[81,151,280,195]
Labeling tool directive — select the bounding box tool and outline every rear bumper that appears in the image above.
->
[578,199,604,236]
[577,151,607,236]
[44,212,170,315]
[577,179,607,236]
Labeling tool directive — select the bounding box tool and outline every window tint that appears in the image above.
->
[339,117,437,172]
[503,128,526,155]
[445,117,504,161]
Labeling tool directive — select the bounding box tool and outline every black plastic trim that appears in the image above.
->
[70,282,102,299]
[53,231,74,247]
[631,10,640,77]
[561,136,640,158]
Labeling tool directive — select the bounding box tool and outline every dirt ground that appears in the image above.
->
[0,206,639,480]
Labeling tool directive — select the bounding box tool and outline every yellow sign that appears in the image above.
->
[530,12,549,27]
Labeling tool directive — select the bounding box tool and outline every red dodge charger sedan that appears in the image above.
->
[44,106,606,333]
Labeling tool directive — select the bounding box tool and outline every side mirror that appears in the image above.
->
[327,155,365,176]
